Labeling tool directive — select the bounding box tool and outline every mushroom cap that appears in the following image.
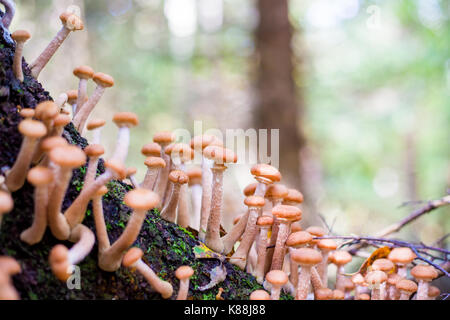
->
[66,90,78,103]
[18,119,47,138]
[271,204,302,222]
[186,167,202,185]
[387,273,402,286]
[190,134,223,150]
[168,170,189,184]
[251,163,281,184]
[243,183,257,196]
[351,273,366,286]
[371,258,395,273]
[175,265,194,280]
[203,146,237,164]
[286,231,313,247]
[49,145,86,168]
[19,108,35,118]
[84,144,105,157]
[265,184,288,199]
[144,156,166,169]
[365,270,387,284]
[40,136,68,153]
[342,277,355,291]
[0,256,21,275]
[49,244,69,264]
[359,293,370,300]
[0,191,13,214]
[104,159,127,180]
[93,72,114,88]
[265,270,288,286]
[165,143,194,162]
[153,131,175,145]
[291,248,323,266]
[410,265,438,281]
[256,215,274,227]
[396,279,418,293]
[73,65,94,79]
[53,114,71,127]
[12,30,31,42]
[122,247,143,268]
[387,247,416,265]
[283,188,304,204]
[27,166,53,186]
[126,167,137,177]
[315,288,333,300]
[428,286,440,298]
[35,101,59,121]
[112,112,139,128]
[244,195,265,208]
[60,12,84,31]
[141,142,162,157]
[95,185,108,197]
[331,250,352,266]
[317,238,338,251]
[305,226,327,237]
[290,222,303,233]
[249,290,270,300]
[332,289,345,300]
[86,119,106,131]
[124,188,160,211]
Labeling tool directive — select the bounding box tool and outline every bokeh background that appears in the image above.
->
[9,0,449,251]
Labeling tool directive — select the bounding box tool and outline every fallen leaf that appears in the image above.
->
[346,246,393,276]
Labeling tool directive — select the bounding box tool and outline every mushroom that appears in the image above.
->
[19,108,35,119]
[86,119,106,145]
[316,238,337,287]
[270,204,302,271]
[0,191,13,230]
[54,92,68,111]
[83,144,105,187]
[265,184,288,208]
[92,185,109,253]
[251,164,281,197]
[141,157,166,190]
[66,89,78,113]
[351,273,367,300]
[186,167,202,230]
[30,12,84,79]
[0,256,21,300]
[175,265,194,300]
[314,287,333,300]
[387,247,416,278]
[282,188,304,206]
[428,286,440,300]
[49,113,71,138]
[332,289,345,300]
[365,270,387,300]
[254,215,274,283]
[5,119,47,192]
[36,136,68,168]
[249,289,271,300]
[386,273,402,300]
[160,170,189,224]
[47,145,86,240]
[34,101,58,134]
[19,166,53,245]
[265,270,288,300]
[98,189,160,272]
[371,258,395,299]
[122,247,173,299]
[396,279,417,300]
[11,30,31,82]
[202,146,237,253]
[331,250,352,291]
[286,231,313,288]
[0,0,16,29]
[291,247,323,300]
[230,196,265,270]
[152,131,175,208]
[341,276,355,300]
[73,65,94,113]
[126,167,139,187]
[73,72,114,132]
[141,142,162,158]
[410,264,438,300]
[359,293,370,300]
[305,226,327,248]
[110,112,139,163]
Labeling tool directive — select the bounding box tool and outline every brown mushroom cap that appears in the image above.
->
[124,188,160,211]
[342,277,355,291]
[251,163,281,183]
[387,273,402,286]
[244,195,265,208]
[315,288,333,300]
[112,112,139,128]
[428,286,440,298]
[66,90,78,104]
[122,247,144,267]
[265,270,288,286]
[0,191,13,214]
[249,290,271,300]
[0,256,21,275]
[35,101,58,121]
[141,142,162,157]
[290,222,303,233]
[153,131,175,144]
[60,12,84,31]
[190,134,223,150]
[144,156,166,169]
[18,119,47,138]
[27,166,53,186]
[284,189,304,204]
[186,167,202,185]
[53,114,71,127]
[388,247,416,265]
[331,250,352,266]
[410,265,438,281]
[271,204,302,222]
[351,273,366,286]
[40,136,68,153]
[372,258,395,273]
[19,108,35,118]
[317,238,337,251]
[332,289,345,300]
[365,270,387,284]
[92,72,114,87]
[104,159,127,180]
[86,119,106,131]
[73,65,94,79]
[165,143,194,162]
[265,184,288,200]
[305,226,327,237]
[49,145,86,168]
[286,231,313,247]
[203,146,237,164]
[168,170,189,184]
[12,30,31,42]
[359,293,370,300]
[291,247,323,266]
[175,266,194,280]
[396,279,418,293]
[256,215,274,227]
[243,183,257,196]
[84,144,105,157]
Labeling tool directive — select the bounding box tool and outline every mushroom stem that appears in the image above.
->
[189,184,202,230]
[73,85,106,132]
[310,266,324,292]
[271,222,290,270]
[198,157,213,241]
[76,79,88,114]
[221,210,249,254]
[177,183,190,228]
[132,259,173,299]
[289,249,299,288]
[141,167,160,190]
[92,194,110,253]
[153,146,171,209]
[12,31,29,82]
[0,0,15,29]
[160,180,182,223]
[67,224,95,266]
[296,266,312,300]
[204,165,225,252]
[416,280,429,300]
[255,224,270,283]
[111,126,130,163]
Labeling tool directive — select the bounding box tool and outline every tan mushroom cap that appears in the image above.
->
[315,288,333,300]
[251,163,281,183]
[190,134,223,150]
[12,30,31,41]
[73,65,94,79]
[95,185,108,197]
[86,119,106,131]
[35,101,58,120]
[27,166,53,186]
[365,270,387,284]
[306,226,327,237]
[84,144,105,157]
[93,72,114,88]
[331,250,352,266]
[244,195,265,208]
[124,188,160,211]
[126,167,137,177]
[342,277,355,291]
[175,266,194,280]
[0,257,21,275]
[112,112,139,128]
[317,238,338,251]
[203,146,237,164]
[291,248,323,266]
[49,244,70,281]
[53,114,71,127]
[359,293,370,300]
[286,231,313,247]
[265,184,288,200]
[243,183,257,196]
[66,90,78,104]
[250,290,270,300]
[0,191,13,214]
[153,131,175,144]
[372,258,395,273]
[186,167,202,185]
[388,247,416,265]
[387,273,402,286]
[396,279,418,293]
[256,215,274,227]
[122,247,143,268]
[49,145,86,168]
[60,12,84,31]
[165,143,194,162]
[18,119,47,138]
[168,170,189,184]
[40,136,68,153]
[410,265,438,281]
[265,270,288,286]
[290,222,303,233]
[428,286,440,298]
[19,108,35,118]
[351,273,366,286]
[271,204,302,222]
[284,188,304,204]
[144,156,166,169]
[332,289,345,300]
[141,142,162,157]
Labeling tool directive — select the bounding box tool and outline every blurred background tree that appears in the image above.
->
[9,0,449,246]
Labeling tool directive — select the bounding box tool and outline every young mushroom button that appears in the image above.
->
[175,266,194,300]
[396,279,417,300]
[249,290,271,300]
[265,270,288,300]
[291,248,322,300]
[387,247,416,278]
[410,265,438,300]
[365,270,388,300]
